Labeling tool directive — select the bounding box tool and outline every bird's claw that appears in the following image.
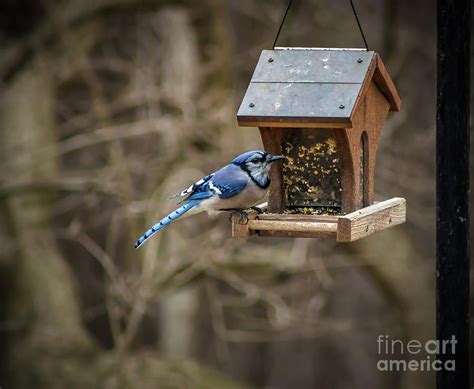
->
[232,210,249,225]
[222,208,249,225]
[249,206,264,214]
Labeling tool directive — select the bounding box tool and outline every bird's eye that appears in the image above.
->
[251,158,260,163]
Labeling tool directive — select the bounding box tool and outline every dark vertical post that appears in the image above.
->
[437,0,471,388]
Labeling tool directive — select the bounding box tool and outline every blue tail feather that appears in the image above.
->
[134,200,199,249]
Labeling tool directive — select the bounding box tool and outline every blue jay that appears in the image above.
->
[134,150,284,248]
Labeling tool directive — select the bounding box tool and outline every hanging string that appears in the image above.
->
[349,0,369,50]
[271,0,370,51]
[272,0,293,49]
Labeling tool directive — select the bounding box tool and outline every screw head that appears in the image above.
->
[268,58,274,63]
[357,58,363,63]
[249,102,255,108]
[339,104,345,109]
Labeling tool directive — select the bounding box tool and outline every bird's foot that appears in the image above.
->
[221,208,249,224]
[249,206,264,214]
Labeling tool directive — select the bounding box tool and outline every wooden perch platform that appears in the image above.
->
[231,197,406,242]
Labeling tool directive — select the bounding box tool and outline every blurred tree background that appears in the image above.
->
[0,0,471,388]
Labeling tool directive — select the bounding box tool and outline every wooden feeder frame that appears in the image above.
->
[232,47,406,241]
[231,198,406,242]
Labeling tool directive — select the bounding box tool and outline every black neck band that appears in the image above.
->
[240,165,270,189]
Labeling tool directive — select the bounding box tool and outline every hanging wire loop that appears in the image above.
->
[271,0,370,51]
[349,0,369,50]
[272,0,294,49]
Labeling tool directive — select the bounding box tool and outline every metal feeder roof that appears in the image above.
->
[237,48,401,129]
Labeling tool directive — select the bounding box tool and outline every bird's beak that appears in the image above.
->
[268,155,285,162]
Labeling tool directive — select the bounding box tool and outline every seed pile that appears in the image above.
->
[282,130,342,210]
[283,206,341,215]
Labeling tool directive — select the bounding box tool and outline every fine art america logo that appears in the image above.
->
[377,335,456,372]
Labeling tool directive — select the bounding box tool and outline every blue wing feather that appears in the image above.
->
[185,190,214,201]
[212,182,247,199]
[185,164,248,201]
[171,173,214,199]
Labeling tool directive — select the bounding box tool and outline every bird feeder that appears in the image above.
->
[232,48,406,241]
